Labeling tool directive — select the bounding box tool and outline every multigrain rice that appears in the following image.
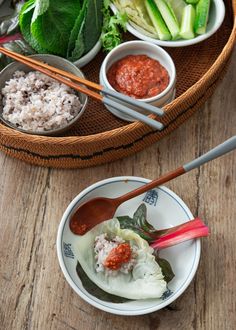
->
[0,70,82,132]
[94,233,137,276]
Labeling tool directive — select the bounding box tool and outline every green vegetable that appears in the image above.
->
[74,217,167,299]
[101,0,127,52]
[117,204,157,242]
[68,0,104,60]
[166,0,187,23]
[19,0,48,53]
[154,0,180,39]
[194,0,211,34]
[145,0,171,40]
[180,4,195,39]
[76,261,131,303]
[113,0,157,36]
[185,0,199,4]
[31,0,49,23]
[154,252,175,283]
[19,0,103,60]
[30,0,81,56]
[67,1,86,61]
[83,0,104,54]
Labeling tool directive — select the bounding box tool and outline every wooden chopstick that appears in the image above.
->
[0,47,164,130]
[0,46,102,101]
[0,47,164,117]
[0,47,102,91]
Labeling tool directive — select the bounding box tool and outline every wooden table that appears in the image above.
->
[0,48,235,329]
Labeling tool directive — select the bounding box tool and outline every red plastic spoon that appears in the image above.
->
[69,136,236,235]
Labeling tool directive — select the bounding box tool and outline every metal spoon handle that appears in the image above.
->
[184,136,236,171]
[103,97,164,131]
[102,87,164,117]
[118,136,236,204]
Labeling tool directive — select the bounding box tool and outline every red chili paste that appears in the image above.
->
[107,54,169,99]
[104,243,132,270]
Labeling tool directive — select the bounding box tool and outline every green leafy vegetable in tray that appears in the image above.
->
[113,0,211,40]
[0,0,127,69]
[18,0,104,59]
[101,0,128,51]
[0,0,213,71]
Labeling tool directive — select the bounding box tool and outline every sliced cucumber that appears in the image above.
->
[194,0,211,34]
[166,0,187,24]
[145,0,171,40]
[180,5,195,39]
[185,0,199,4]
[154,0,180,39]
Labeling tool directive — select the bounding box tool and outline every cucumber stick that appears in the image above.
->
[180,5,195,39]
[154,0,180,39]
[166,0,187,24]
[185,0,199,4]
[194,0,211,34]
[145,0,171,40]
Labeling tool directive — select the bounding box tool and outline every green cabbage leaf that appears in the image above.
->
[73,218,167,300]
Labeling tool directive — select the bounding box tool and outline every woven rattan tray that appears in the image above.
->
[0,0,235,168]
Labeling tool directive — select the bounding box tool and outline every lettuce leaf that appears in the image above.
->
[31,0,49,23]
[19,0,103,60]
[67,0,103,61]
[30,0,81,56]
[73,218,167,300]
[83,0,103,53]
[101,1,127,52]
[67,1,86,61]
[19,0,49,53]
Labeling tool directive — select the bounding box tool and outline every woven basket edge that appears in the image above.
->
[0,1,235,146]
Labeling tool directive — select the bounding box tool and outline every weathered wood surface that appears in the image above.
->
[0,48,235,330]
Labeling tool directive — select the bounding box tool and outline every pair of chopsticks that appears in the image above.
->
[0,46,164,130]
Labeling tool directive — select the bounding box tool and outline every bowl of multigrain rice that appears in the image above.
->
[0,54,88,136]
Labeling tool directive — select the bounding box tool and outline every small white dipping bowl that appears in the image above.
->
[99,41,176,122]
[57,176,201,316]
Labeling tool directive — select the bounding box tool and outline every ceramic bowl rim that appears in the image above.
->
[100,40,176,103]
[56,176,201,316]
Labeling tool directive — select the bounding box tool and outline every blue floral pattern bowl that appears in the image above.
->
[57,176,201,315]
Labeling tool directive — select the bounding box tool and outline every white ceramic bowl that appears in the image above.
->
[57,176,201,316]
[111,0,225,47]
[74,39,102,68]
[99,41,176,122]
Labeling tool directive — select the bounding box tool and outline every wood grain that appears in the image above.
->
[0,49,235,329]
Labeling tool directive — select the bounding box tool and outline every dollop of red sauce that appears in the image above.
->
[104,243,132,270]
[107,54,169,99]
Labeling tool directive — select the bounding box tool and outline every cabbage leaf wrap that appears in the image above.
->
[73,218,167,300]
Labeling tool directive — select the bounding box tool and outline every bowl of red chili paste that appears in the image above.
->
[100,41,176,122]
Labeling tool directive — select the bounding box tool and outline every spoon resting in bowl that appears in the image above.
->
[69,136,236,235]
